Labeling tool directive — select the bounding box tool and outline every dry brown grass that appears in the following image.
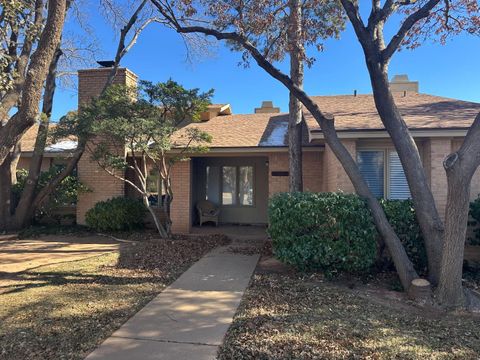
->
[218,273,480,360]
[0,235,229,360]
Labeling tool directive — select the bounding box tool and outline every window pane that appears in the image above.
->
[147,169,159,193]
[239,166,254,205]
[222,166,237,205]
[357,151,385,198]
[388,151,411,199]
[205,166,220,204]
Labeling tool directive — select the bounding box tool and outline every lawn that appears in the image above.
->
[218,271,480,360]
[0,234,228,360]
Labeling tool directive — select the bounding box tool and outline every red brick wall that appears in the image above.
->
[268,153,289,196]
[76,68,138,224]
[170,159,192,233]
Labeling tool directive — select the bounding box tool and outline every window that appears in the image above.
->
[357,150,410,200]
[222,166,237,205]
[206,166,220,204]
[147,168,164,207]
[239,166,254,205]
[206,165,254,206]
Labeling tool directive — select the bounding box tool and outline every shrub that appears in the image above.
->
[85,197,146,231]
[12,167,89,224]
[469,195,480,245]
[268,192,377,275]
[379,199,427,272]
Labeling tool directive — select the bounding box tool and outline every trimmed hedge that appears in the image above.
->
[268,192,377,275]
[85,197,146,231]
[379,199,427,272]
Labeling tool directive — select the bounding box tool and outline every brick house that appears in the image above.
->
[17,67,480,233]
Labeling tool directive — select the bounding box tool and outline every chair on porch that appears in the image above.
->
[196,200,220,226]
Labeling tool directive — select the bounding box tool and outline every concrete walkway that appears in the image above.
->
[86,245,260,360]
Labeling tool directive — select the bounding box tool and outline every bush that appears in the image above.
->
[379,199,427,272]
[268,192,377,275]
[13,167,89,224]
[85,197,146,231]
[469,195,480,245]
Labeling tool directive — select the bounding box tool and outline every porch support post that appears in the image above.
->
[170,159,192,233]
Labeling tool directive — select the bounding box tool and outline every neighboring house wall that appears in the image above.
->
[16,157,52,172]
[76,68,138,224]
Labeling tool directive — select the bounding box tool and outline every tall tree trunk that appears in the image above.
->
[0,0,67,166]
[288,0,303,192]
[436,114,480,308]
[366,63,444,284]
[14,46,62,228]
[10,143,21,184]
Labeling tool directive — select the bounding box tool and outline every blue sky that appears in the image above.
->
[51,8,480,121]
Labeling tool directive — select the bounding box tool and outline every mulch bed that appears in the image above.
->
[0,233,229,360]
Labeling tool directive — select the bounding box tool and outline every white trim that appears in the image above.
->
[167,146,324,155]
[310,128,468,139]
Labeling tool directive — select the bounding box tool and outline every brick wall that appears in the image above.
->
[323,140,356,193]
[76,68,138,224]
[303,151,324,192]
[170,159,192,233]
[268,152,289,196]
[427,138,451,218]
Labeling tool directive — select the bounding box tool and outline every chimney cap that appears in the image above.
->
[254,100,280,114]
[97,60,115,68]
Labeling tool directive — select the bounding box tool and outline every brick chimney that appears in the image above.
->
[254,101,280,114]
[76,67,138,225]
[389,74,419,94]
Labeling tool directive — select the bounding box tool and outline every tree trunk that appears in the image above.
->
[10,143,21,184]
[436,116,480,309]
[436,168,469,308]
[366,63,444,284]
[0,0,67,166]
[287,0,304,192]
[14,46,62,229]
[143,195,168,238]
[0,155,13,231]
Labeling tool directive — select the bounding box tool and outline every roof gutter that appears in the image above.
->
[309,128,469,140]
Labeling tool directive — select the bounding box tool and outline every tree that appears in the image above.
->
[159,0,344,192]
[0,0,67,166]
[84,81,213,237]
[149,0,480,309]
[0,0,158,230]
[338,0,480,308]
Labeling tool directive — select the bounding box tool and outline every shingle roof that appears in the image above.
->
[305,93,480,132]
[173,112,305,148]
[19,123,78,153]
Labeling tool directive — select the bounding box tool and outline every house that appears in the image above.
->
[16,67,480,233]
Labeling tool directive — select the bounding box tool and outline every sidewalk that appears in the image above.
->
[86,245,260,360]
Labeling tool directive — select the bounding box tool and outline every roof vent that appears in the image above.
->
[390,74,419,94]
[254,101,280,114]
